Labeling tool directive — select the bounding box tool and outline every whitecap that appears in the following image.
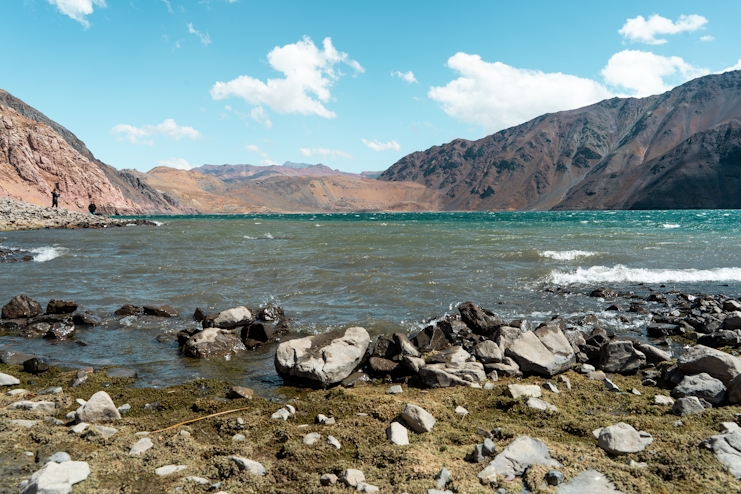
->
[539,250,597,261]
[549,265,741,285]
[153,221,164,226]
[263,233,274,239]
[243,235,255,239]
[30,246,68,262]
[663,224,680,229]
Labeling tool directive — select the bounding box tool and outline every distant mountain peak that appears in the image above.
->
[283,161,319,169]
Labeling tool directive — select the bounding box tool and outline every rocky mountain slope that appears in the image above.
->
[0,89,192,214]
[193,163,358,182]
[379,71,741,210]
[143,167,441,213]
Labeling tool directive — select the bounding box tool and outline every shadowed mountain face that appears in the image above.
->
[379,71,741,210]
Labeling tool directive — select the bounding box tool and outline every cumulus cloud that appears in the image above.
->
[700,35,715,42]
[112,119,202,144]
[619,14,708,45]
[260,159,280,166]
[187,23,211,46]
[391,71,417,83]
[720,60,741,73]
[299,147,352,159]
[250,107,273,128]
[361,138,401,151]
[602,50,709,96]
[47,0,106,28]
[156,158,192,170]
[210,36,363,120]
[428,53,613,133]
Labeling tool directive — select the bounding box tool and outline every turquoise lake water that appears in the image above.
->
[1,210,741,395]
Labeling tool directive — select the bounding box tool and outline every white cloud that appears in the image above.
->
[391,71,417,83]
[210,36,363,120]
[157,158,192,170]
[428,53,613,133]
[162,0,172,13]
[47,0,106,28]
[260,159,280,166]
[619,14,708,45]
[187,23,211,46]
[362,138,401,152]
[299,147,352,159]
[720,60,741,73]
[602,50,708,96]
[700,35,715,42]
[112,119,203,144]
[250,107,273,128]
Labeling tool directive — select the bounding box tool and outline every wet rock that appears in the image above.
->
[274,327,370,387]
[386,422,409,445]
[636,343,671,364]
[114,304,144,316]
[671,373,727,405]
[477,436,560,481]
[647,323,681,337]
[556,469,623,493]
[19,459,90,494]
[590,288,618,298]
[23,356,50,374]
[599,340,646,374]
[75,391,121,423]
[156,333,176,343]
[596,422,653,455]
[0,372,20,385]
[72,312,101,326]
[183,328,247,359]
[193,307,209,322]
[210,306,252,329]
[143,305,178,317]
[258,306,284,322]
[228,386,254,399]
[459,302,504,336]
[677,345,741,385]
[402,403,436,433]
[2,294,43,319]
[230,456,266,476]
[473,340,503,364]
[46,299,78,314]
[672,396,706,416]
[506,384,541,399]
[242,320,277,346]
[106,368,138,379]
[411,325,448,353]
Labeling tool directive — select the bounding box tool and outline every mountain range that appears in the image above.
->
[1,70,740,213]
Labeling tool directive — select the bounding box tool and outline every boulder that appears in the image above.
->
[210,306,252,329]
[114,304,144,316]
[459,302,503,336]
[274,327,370,387]
[426,361,486,383]
[2,294,43,319]
[368,357,400,375]
[340,469,365,488]
[183,328,246,359]
[724,312,741,330]
[19,460,90,494]
[599,340,646,374]
[596,423,653,455]
[418,367,470,388]
[393,333,421,358]
[386,422,409,445]
[486,356,521,377]
[0,372,20,385]
[526,397,558,412]
[372,335,399,359]
[636,343,671,364]
[75,391,121,423]
[143,305,178,317]
[44,321,76,340]
[494,325,524,351]
[23,357,50,374]
[672,396,706,416]
[506,330,574,377]
[46,299,78,314]
[425,345,470,364]
[477,436,560,481]
[230,457,266,476]
[671,373,727,405]
[556,469,623,493]
[590,288,618,298]
[507,384,542,399]
[473,340,503,364]
[72,312,101,326]
[411,325,448,353]
[401,403,436,433]
[677,345,741,385]
[699,430,741,478]
[698,330,741,348]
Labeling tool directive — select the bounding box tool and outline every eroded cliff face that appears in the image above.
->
[0,89,193,214]
[379,71,741,210]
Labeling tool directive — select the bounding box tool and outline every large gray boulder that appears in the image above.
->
[677,345,741,385]
[596,422,653,455]
[2,294,43,319]
[599,340,646,374]
[672,396,706,416]
[724,312,741,330]
[425,362,486,383]
[75,391,121,423]
[183,328,247,359]
[506,327,575,377]
[210,306,252,329]
[418,367,470,388]
[477,436,560,483]
[473,340,503,364]
[636,343,671,364]
[275,327,370,387]
[699,430,741,478]
[459,302,503,336]
[671,373,727,405]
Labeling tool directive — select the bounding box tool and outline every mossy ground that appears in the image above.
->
[0,363,739,493]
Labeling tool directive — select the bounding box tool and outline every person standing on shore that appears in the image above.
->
[51,184,60,208]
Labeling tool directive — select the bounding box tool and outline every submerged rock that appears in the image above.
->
[183,328,247,359]
[2,294,43,319]
[46,299,78,314]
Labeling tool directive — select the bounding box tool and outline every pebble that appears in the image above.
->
[526,397,558,412]
[129,438,153,456]
[401,404,436,433]
[303,432,321,445]
[70,423,89,434]
[654,395,674,406]
[386,385,403,394]
[543,382,560,393]
[118,404,131,414]
[587,370,607,380]
[316,414,336,425]
[320,473,338,486]
[230,456,266,476]
[285,404,296,416]
[155,465,187,476]
[603,378,621,392]
[44,416,65,426]
[577,364,595,374]
[327,435,341,449]
[232,434,246,442]
[558,375,572,390]
[454,406,469,417]
[545,469,565,486]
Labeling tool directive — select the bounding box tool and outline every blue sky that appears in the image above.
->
[2,1,740,173]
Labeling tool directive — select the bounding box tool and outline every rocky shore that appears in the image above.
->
[0,198,155,231]
[3,289,741,492]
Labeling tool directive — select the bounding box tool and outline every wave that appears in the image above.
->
[539,250,598,261]
[550,265,741,285]
[663,224,680,229]
[30,246,67,263]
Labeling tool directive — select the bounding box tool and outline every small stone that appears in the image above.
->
[628,460,648,468]
[642,378,658,386]
[232,434,245,442]
[327,435,341,449]
[92,426,118,438]
[230,456,266,476]
[526,397,558,412]
[44,417,64,426]
[9,401,56,413]
[597,422,653,455]
[674,420,683,427]
[604,378,621,392]
[23,357,50,374]
[401,404,436,433]
[506,384,541,399]
[6,388,27,396]
[0,372,21,386]
[155,465,187,476]
[320,473,338,486]
[653,395,674,406]
[45,452,72,464]
[545,469,565,486]
[183,476,210,485]
[340,469,366,487]
[129,438,153,455]
[386,385,403,394]
[435,467,451,489]
[455,406,469,417]
[70,422,89,433]
[673,396,706,416]
[228,386,254,399]
[20,460,90,493]
[316,414,336,425]
[75,391,121,423]
[631,388,641,395]
[118,404,131,414]
[543,382,560,393]
[386,422,410,445]
[285,404,296,416]
[37,386,62,395]
[577,364,595,374]
[180,430,191,437]
[357,483,379,493]
[483,382,496,390]
[303,432,321,445]
[271,408,290,420]
[587,370,607,380]
[10,419,37,428]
